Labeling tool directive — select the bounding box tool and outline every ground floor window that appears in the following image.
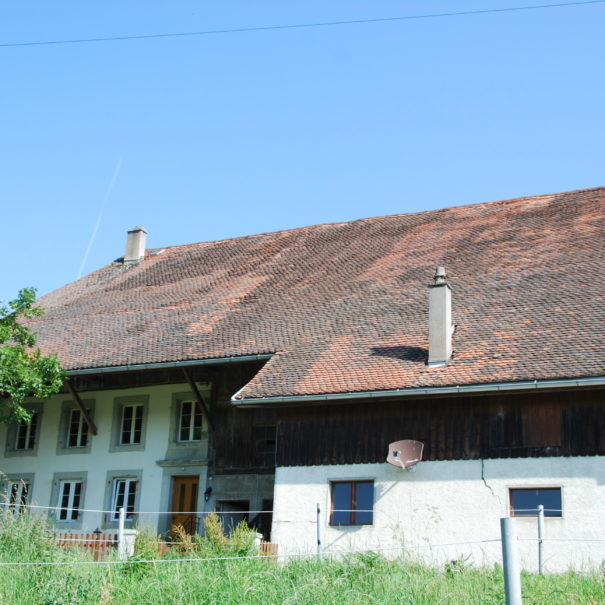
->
[111,478,138,521]
[8,480,30,514]
[509,487,562,517]
[330,480,374,526]
[58,480,83,521]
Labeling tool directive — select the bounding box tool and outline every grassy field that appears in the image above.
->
[1,512,603,604]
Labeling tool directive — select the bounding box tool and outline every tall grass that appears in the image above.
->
[0,511,603,604]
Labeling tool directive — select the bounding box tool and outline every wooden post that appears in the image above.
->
[181,368,213,431]
[316,503,322,557]
[65,380,98,435]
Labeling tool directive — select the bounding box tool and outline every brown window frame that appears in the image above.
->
[509,487,562,518]
[329,480,374,526]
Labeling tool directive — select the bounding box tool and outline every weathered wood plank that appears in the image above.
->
[276,389,605,466]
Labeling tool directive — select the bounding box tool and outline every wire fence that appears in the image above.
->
[0,539,504,567]
[1,499,605,571]
[5,500,605,516]
[1,533,604,567]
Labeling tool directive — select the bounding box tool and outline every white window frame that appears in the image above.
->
[120,404,144,445]
[178,400,202,442]
[67,409,89,448]
[57,480,82,521]
[8,480,30,514]
[111,478,138,520]
[15,413,38,450]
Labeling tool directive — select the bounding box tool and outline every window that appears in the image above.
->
[8,480,30,514]
[110,396,148,453]
[67,409,89,448]
[120,404,144,445]
[56,400,94,455]
[330,481,374,526]
[509,488,562,517]
[111,479,138,520]
[57,481,82,521]
[178,401,202,442]
[15,413,39,450]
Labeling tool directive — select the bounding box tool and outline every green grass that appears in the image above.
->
[0,512,603,604]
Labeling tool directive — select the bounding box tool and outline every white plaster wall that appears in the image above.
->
[272,457,605,572]
[0,385,210,534]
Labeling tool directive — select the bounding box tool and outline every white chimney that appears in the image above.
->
[428,266,453,367]
[124,226,147,264]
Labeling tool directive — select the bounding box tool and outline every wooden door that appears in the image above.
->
[170,476,199,535]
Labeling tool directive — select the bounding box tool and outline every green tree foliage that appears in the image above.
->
[0,288,64,422]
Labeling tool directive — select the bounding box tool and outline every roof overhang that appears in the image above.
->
[231,375,605,407]
[66,354,273,376]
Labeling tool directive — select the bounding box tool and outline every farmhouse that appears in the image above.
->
[1,186,604,570]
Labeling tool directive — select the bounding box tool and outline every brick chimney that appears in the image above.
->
[124,226,147,264]
[428,266,453,366]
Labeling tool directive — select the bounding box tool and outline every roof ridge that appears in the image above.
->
[150,185,605,253]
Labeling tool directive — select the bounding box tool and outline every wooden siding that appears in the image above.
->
[276,389,605,466]
[211,363,277,473]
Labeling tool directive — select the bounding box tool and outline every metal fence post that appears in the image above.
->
[118,507,126,560]
[537,504,545,575]
[316,503,322,557]
[501,517,523,605]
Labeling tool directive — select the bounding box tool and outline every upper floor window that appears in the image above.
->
[110,396,148,453]
[509,487,562,517]
[330,480,374,526]
[111,478,138,521]
[178,401,202,442]
[67,409,89,448]
[15,413,39,450]
[58,480,82,521]
[120,404,144,445]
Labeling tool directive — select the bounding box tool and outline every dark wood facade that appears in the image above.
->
[69,363,604,469]
[275,388,605,466]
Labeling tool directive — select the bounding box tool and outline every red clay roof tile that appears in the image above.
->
[31,186,605,399]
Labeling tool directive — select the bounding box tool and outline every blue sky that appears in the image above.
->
[1,1,603,303]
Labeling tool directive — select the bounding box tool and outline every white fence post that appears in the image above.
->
[501,517,523,605]
[537,504,545,575]
[118,507,126,560]
[316,503,322,557]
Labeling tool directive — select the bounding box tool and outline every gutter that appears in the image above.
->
[67,354,272,376]
[231,375,605,406]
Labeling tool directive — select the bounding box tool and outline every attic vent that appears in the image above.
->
[124,226,147,264]
[428,266,454,367]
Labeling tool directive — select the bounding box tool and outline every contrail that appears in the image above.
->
[77,157,123,279]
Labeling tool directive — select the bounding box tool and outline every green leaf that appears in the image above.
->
[0,288,65,422]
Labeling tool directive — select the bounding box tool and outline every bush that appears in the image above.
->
[0,507,56,562]
[169,513,257,559]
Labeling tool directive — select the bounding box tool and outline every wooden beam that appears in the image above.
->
[65,380,98,436]
[182,367,213,431]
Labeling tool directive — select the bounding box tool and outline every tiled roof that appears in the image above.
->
[32,187,605,399]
